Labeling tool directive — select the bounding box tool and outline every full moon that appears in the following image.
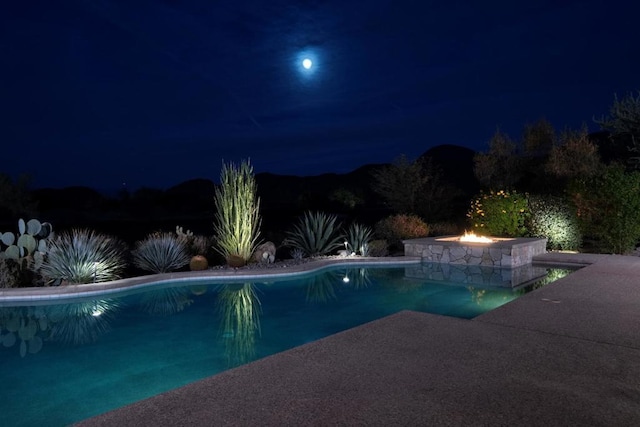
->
[302,58,312,69]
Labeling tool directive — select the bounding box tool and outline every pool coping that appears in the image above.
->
[74,251,640,426]
[0,256,422,303]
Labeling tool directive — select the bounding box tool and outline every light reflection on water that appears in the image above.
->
[0,263,574,426]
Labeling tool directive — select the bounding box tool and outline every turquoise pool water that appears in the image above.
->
[0,263,573,426]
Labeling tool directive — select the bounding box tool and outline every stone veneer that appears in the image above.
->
[403,236,547,268]
[404,262,549,288]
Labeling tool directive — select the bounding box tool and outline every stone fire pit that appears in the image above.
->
[403,235,547,268]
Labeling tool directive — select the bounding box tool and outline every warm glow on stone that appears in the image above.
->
[459,232,494,243]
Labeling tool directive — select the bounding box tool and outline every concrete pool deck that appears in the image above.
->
[67,252,640,426]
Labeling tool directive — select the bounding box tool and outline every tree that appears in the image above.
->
[546,125,601,182]
[595,91,640,152]
[474,129,521,189]
[372,155,426,215]
[522,118,556,157]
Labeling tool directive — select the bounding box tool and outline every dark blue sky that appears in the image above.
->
[2,0,639,190]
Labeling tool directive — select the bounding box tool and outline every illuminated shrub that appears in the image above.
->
[467,190,528,237]
[133,232,190,273]
[285,211,344,257]
[41,229,127,284]
[213,160,262,266]
[375,214,429,251]
[571,165,640,254]
[346,223,374,256]
[527,194,582,251]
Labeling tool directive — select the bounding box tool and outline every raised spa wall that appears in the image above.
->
[403,236,547,268]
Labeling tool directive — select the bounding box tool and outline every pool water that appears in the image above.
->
[0,263,573,426]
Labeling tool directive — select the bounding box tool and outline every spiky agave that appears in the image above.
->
[213,160,262,264]
[132,232,190,273]
[346,222,374,256]
[41,229,126,284]
[285,211,344,257]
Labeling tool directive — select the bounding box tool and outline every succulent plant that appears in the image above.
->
[284,211,344,257]
[133,232,190,273]
[0,218,54,286]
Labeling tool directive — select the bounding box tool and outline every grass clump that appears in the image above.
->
[41,229,127,284]
[213,160,261,265]
[133,232,190,273]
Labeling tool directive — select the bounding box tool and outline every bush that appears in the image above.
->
[41,229,127,284]
[527,194,582,251]
[428,221,462,237]
[213,160,261,265]
[0,259,19,288]
[571,164,640,254]
[133,232,190,273]
[367,240,389,257]
[467,190,528,237]
[285,211,344,257]
[375,214,429,251]
[345,223,374,255]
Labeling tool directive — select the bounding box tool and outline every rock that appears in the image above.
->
[252,241,276,264]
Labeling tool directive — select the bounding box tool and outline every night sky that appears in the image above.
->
[2,0,639,190]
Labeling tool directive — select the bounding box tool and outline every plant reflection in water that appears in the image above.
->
[139,287,194,316]
[0,298,120,356]
[217,283,262,367]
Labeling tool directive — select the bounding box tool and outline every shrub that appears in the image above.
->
[571,164,640,254]
[41,229,127,284]
[527,194,582,251]
[346,223,374,256]
[467,190,528,237]
[213,160,261,265]
[285,211,344,257]
[0,259,19,288]
[375,214,429,251]
[133,232,190,273]
[367,240,389,257]
[428,221,462,237]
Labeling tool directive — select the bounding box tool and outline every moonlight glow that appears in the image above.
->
[302,58,312,69]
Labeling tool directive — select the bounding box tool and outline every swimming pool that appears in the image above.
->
[0,263,573,426]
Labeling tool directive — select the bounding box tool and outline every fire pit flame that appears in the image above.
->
[459,232,494,243]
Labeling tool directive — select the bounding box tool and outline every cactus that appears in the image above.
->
[0,218,54,286]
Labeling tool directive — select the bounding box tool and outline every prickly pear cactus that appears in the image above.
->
[0,218,54,286]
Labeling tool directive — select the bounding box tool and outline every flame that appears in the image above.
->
[459,232,494,243]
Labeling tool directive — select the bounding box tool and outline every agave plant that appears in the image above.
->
[285,211,344,257]
[132,232,190,273]
[40,229,126,284]
[213,160,262,265]
[346,223,374,256]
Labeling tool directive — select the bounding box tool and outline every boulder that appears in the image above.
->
[253,241,276,264]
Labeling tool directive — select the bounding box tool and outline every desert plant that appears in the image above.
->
[0,259,19,288]
[213,160,261,265]
[290,248,305,260]
[346,223,374,256]
[467,190,529,237]
[570,164,640,254]
[374,214,429,251]
[527,194,582,251]
[132,232,190,273]
[41,229,126,284]
[285,211,344,257]
[366,239,389,257]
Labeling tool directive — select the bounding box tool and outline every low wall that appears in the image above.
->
[403,236,547,268]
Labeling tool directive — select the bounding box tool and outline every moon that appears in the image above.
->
[302,58,312,69]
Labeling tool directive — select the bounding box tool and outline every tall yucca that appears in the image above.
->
[213,160,261,264]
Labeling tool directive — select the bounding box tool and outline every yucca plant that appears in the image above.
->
[213,160,262,266]
[132,232,190,273]
[346,223,374,256]
[41,229,126,284]
[285,211,344,257]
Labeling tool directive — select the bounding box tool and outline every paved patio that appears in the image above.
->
[73,253,640,426]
